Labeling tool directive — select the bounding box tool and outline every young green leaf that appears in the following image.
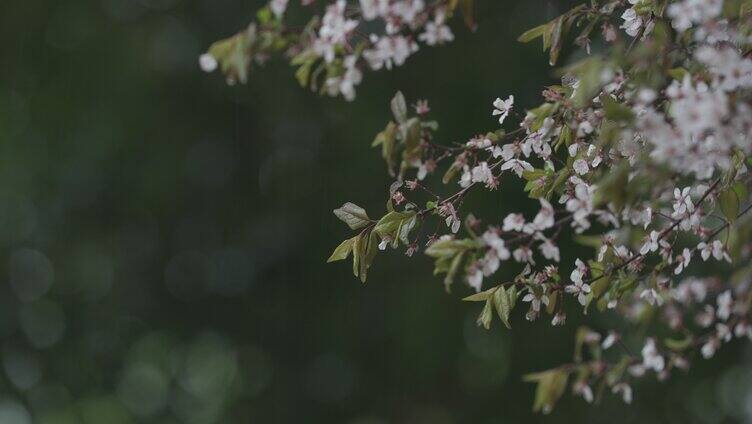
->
[459,0,476,30]
[719,188,740,224]
[351,234,361,279]
[372,121,398,175]
[444,251,465,290]
[358,230,380,283]
[425,238,477,258]
[548,16,564,65]
[374,211,416,238]
[333,202,371,230]
[664,335,693,351]
[601,94,635,123]
[327,237,355,262]
[463,286,497,302]
[518,23,549,43]
[390,91,408,124]
[523,369,569,414]
[477,298,494,330]
[493,285,518,329]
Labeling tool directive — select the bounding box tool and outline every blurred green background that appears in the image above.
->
[1,0,751,422]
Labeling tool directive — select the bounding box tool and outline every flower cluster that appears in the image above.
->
[200,0,460,100]
[205,0,752,414]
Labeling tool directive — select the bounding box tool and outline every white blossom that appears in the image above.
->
[522,291,549,314]
[612,383,633,404]
[674,248,692,275]
[481,230,511,276]
[697,240,731,262]
[418,9,454,46]
[532,198,555,230]
[573,158,589,175]
[551,312,566,326]
[269,0,289,18]
[500,159,533,177]
[574,381,594,403]
[667,0,723,32]
[363,35,418,70]
[471,161,496,188]
[565,259,591,306]
[641,338,665,372]
[701,338,718,358]
[467,267,483,292]
[513,246,535,265]
[716,290,732,321]
[314,0,359,63]
[640,288,663,307]
[503,213,525,232]
[199,53,218,72]
[639,230,661,255]
[492,96,514,125]
[602,332,618,350]
[539,238,560,262]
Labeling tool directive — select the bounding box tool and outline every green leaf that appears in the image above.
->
[442,162,461,184]
[590,276,610,299]
[733,181,749,203]
[719,188,740,224]
[518,4,584,67]
[374,211,415,237]
[667,67,689,81]
[444,251,465,290]
[463,286,497,302]
[573,326,592,363]
[574,234,601,249]
[518,23,549,43]
[664,335,692,351]
[546,290,558,315]
[295,60,313,87]
[593,161,629,209]
[390,91,408,124]
[493,285,518,329]
[333,202,371,230]
[372,121,398,175]
[327,237,355,262]
[567,57,608,108]
[477,298,494,330]
[349,229,380,283]
[553,125,572,151]
[742,0,752,16]
[654,0,669,16]
[547,168,570,199]
[358,230,379,283]
[256,6,273,24]
[601,94,635,123]
[522,169,547,182]
[425,239,477,258]
[605,356,630,386]
[401,118,423,161]
[207,28,255,85]
[548,16,564,66]
[398,214,418,245]
[524,369,569,414]
[459,0,476,30]
[352,234,361,279]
